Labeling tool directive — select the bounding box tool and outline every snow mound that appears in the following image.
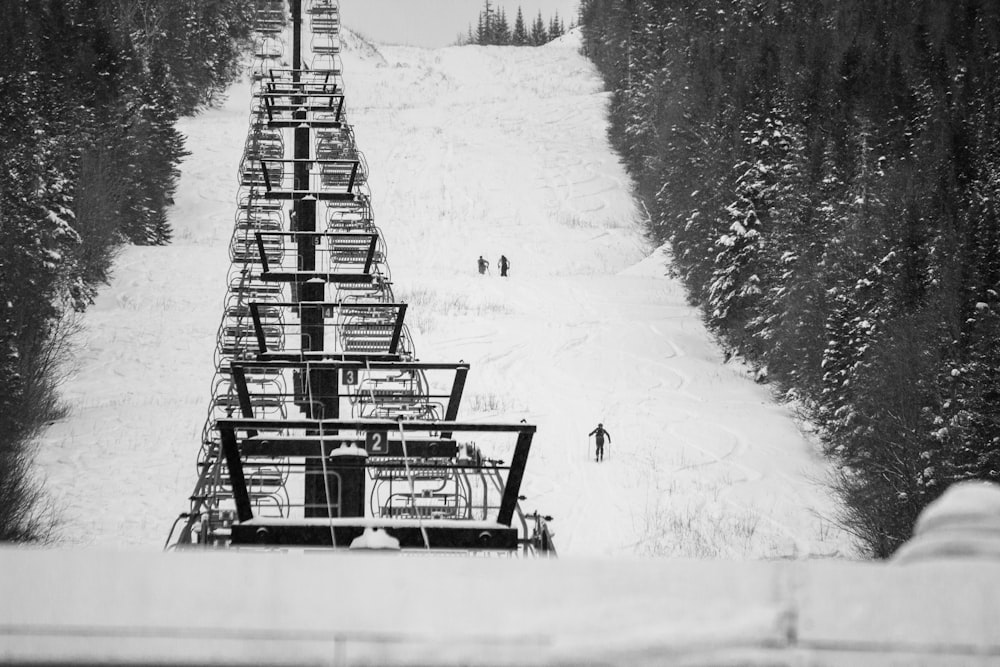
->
[350,527,401,550]
[339,27,387,65]
[329,443,368,457]
[894,480,1000,563]
[618,243,672,278]
[543,26,583,50]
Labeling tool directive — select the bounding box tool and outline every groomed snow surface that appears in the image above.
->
[36,29,855,559]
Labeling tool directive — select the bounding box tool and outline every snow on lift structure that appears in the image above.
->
[257,71,346,129]
[166,0,555,556]
[212,416,541,551]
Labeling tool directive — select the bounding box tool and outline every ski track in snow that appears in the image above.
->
[33,30,855,559]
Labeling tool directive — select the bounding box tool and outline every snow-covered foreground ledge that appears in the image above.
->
[8,483,1000,664]
[0,546,997,665]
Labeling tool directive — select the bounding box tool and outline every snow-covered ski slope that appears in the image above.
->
[36,28,854,558]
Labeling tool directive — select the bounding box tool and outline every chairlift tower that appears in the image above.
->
[168,0,555,556]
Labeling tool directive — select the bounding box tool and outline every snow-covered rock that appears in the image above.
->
[894,480,1000,563]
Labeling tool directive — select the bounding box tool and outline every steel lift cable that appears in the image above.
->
[397,418,431,550]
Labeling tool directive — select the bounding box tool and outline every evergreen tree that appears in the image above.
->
[512,7,528,46]
[0,0,252,542]
[549,12,564,40]
[530,11,547,46]
[475,12,487,45]
[464,4,569,48]
[578,0,1000,556]
[476,0,495,45]
[495,8,511,45]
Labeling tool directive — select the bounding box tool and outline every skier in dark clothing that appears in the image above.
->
[499,254,510,277]
[477,255,489,275]
[589,423,611,462]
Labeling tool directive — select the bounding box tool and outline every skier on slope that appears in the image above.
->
[589,423,611,462]
[499,254,510,277]
[477,255,490,275]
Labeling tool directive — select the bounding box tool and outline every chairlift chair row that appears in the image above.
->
[306,0,339,13]
[170,2,556,555]
[311,36,340,56]
[253,36,285,61]
[244,131,284,156]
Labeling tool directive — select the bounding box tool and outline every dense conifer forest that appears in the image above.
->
[462,1,570,46]
[0,0,251,540]
[580,0,1000,556]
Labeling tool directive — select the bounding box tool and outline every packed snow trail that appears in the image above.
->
[35,29,853,557]
[343,31,853,558]
[34,82,251,547]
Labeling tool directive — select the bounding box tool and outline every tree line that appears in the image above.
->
[580,0,1000,557]
[461,1,571,46]
[0,0,251,541]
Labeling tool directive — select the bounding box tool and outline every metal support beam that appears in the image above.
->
[441,365,469,440]
[230,358,470,372]
[346,162,358,192]
[254,232,270,273]
[389,303,407,354]
[231,366,256,421]
[363,235,378,274]
[241,436,459,458]
[291,0,301,74]
[260,160,272,192]
[220,426,253,522]
[231,523,519,550]
[248,303,268,354]
[218,418,535,434]
[444,365,468,422]
[496,430,533,526]
[303,366,342,517]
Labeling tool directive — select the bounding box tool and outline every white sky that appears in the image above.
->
[338,0,581,47]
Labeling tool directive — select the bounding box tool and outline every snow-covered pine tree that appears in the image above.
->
[0,0,252,541]
[579,0,1000,556]
[707,163,765,341]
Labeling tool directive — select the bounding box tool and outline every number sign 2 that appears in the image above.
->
[366,430,389,454]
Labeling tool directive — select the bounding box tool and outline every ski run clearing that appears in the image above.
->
[36,28,855,559]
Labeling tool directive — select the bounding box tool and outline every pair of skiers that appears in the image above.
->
[477,255,510,277]
[589,423,611,462]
